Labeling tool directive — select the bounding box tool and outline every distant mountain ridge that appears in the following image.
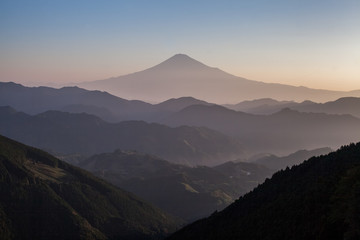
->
[0,82,151,121]
[3,81,360,123]
[155,97,213,112]
[77,54,360,103]
[224,98,302,114]
[0,82,212,122]
[0,106,246,166]
[292,97,360,118]
[225,97,360,118]
[161,104,360,155]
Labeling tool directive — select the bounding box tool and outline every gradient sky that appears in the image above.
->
[1,0,360,91]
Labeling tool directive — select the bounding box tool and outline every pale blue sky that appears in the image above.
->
[1,0,359,90]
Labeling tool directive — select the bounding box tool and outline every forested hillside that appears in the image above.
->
[168,143,360,240]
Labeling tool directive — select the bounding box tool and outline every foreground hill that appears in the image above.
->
[0,107,245,166]
[167,143,360,240]
[78,54,360,103]
[161,104,360,154]
[80,150,271,222]
[0,135,182,240]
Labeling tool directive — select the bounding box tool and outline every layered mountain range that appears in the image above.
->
[225,97,360,117]
[2,81,360,157]
[0,106,245,166]
[2,81,360,121]
[0,82,210,122]
[160,104,360,154]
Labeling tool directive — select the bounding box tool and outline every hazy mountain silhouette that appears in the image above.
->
[224,98,303,114]
[167,143,360,240]
[161,104,360,155]
[292,97,360,118]
[0,82,212,122]
[155,97,213,112]
[80,150,271,222]
[0,107,245,166]
[78,54,360,103]
[0,135,182,240]
[60,104,120,121]
[3,82,360,124]
[0,82,152,121]
[254,147,332,170]
[226,97,360,118]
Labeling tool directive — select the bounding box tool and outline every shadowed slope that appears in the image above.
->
[80,150,271,222]
[0,135,182,240]
[167,143,360,240]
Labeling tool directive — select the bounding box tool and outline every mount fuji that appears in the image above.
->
[78,54,360,103]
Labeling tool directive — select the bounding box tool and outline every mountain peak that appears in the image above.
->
[150,54,210,71]
[168,53,199,62]
[171,53,192,59]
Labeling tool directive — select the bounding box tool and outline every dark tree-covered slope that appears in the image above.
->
[80,150,271,222]
[0,135,182,240]
[167,142,360,240]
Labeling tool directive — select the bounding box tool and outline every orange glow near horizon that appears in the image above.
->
[1,54,360,92]
[1,1,359,92]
